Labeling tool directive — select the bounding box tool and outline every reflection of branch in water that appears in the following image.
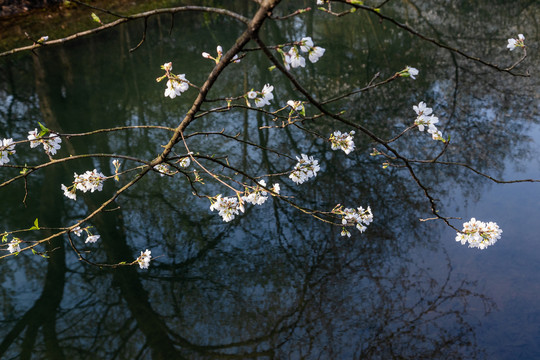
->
[333,0,529,77]
[0,235,66,359]
[0,6,250,57]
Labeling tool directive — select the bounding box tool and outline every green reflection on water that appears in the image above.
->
[0,1,539,359]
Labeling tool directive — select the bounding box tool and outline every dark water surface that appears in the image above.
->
[1,1,539,359]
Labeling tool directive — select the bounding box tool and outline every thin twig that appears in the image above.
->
[335,0,529,77]
[129,16,148,52]
[1,6,250,57]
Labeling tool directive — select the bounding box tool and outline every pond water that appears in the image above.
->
[1,1,539,359]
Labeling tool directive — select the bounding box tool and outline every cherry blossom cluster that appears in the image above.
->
[209,195,243,222]
[202,45,240,64]
[153,157,190,177]
[28,128,62,155]
[246,84,274,107]
[330,130,355,155]
[242,180,280,206]
[6,237,22,254]
[413,101,444,141]
[507,34,525,51]
[289,154,320,184]
[333,205,374,237]
[280,36,325,70]
[157,62,190,99]
[61,169,106,201]
[209,181,280,222]
[0,138,16,165]
[71,225,100,244]
[455,218,502,249]
[137,249,152,269]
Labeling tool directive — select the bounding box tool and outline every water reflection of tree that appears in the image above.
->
[1,0,538,358]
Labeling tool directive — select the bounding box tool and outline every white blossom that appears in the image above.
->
[178,157,190,168]
[242,180,268,206]
[162,62,172,72]
[62,169,106,200]
[413,101,432,118]
[231,54,241,63]
[330,130,355,155]
[271,183,280,195]
[8,239,21,253]
[456,218,502,249]
[413,102,445,141]
[137,249,152,269]
[61,184,77,200]
[286,47,306,68]
[28,129,62,155]
[428,128,444,141]
[43,133,61,155]
[287,100,304,111]
[339,206,373,236]
[289,154,320,184]
[261,84,274,101]
[112,159,121,180]
[164,76,189,99]
[254,96,270,107]
[308,46,326,63]
[249,84,274,108]
[85,235,100,244]
[300,37,314,52]
[0,138,16,165]
[507,34,525,51]
[415,115,439,132]
[201,45,240,63]
[298,36,325,63]
[72,226,83,237]
[404,66,419,79]
[210,195,243,222]
[27,129,40,148]
[74,169,106,193]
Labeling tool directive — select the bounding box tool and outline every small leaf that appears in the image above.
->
[91,13,102,25]
[37,122,50,138]
[32,249,37,254]
[32,218,39,230]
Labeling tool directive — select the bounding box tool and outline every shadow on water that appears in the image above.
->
[0,0,539,358]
